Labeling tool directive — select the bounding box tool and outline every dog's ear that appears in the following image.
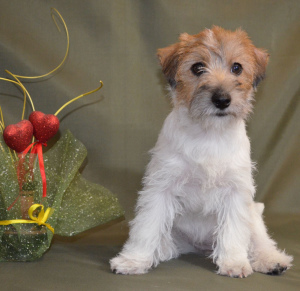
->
[253,47,269,88]
[157,43,181,88]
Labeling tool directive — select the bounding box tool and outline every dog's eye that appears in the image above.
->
[191,62,205,76]
[231,63,243,75]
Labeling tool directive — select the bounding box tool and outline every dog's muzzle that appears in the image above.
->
[211,91,231,110]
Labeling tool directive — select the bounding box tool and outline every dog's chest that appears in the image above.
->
[176,158,232,214]
[156,109,252,214]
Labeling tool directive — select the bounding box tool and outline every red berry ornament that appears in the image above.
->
[29,111,60,143]
[3,120,34,152]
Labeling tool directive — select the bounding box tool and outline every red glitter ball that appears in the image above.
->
[29,111,60,143]
[3,120,34,152]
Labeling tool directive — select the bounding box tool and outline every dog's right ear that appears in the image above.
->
[253,47,269,88]
[157,43,181,88]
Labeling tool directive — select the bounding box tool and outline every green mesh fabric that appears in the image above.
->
[0,130,124,261]
[0,136,19,221]
[55,172,124,236]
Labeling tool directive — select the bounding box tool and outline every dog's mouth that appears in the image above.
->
[216,112,229,117]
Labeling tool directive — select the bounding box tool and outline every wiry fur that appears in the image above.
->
[110,26,293,278]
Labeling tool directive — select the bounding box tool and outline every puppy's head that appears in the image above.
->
[157,26,269,121]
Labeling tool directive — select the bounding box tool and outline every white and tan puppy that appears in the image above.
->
[110,26,293,278]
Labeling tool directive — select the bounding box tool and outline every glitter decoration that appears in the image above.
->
[3,120,33,152]
[29,111,60,143]
[0,8,124,261]
[0,131,124,261]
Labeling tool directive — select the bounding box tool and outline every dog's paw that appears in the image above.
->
[251,250,293,275]
[110,254,153,275]
[217,260,253,278]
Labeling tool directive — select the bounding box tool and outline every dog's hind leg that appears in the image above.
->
[248,202,293,275]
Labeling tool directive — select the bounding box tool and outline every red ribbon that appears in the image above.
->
[22,142,47,198]
[7,141,47,211]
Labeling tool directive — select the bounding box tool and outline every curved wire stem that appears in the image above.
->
[0,77,31,113]
[13,8,69,80]
[0,106,5,130]
[4,70,35,114]
[3,8,69,120]
[1,9,102,125]
[54,81,104,117]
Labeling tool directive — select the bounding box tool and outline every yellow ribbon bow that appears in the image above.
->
[0,204,54,233]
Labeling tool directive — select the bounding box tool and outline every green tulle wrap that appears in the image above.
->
[0,130,124,261]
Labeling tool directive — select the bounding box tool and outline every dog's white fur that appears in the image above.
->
[110,27,293,278]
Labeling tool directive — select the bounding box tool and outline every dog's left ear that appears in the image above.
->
[253,47,269,88]
[157,43,181,88]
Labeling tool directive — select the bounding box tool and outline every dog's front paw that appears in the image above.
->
[251,250,293,275]
[110,254,153,275]
[217,260,253,278]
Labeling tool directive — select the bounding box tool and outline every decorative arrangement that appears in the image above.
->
[0,8,124,262]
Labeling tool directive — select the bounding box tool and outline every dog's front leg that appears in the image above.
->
[110,181,179,275]
[212,191,253,278]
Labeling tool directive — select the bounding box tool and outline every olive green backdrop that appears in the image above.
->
[0,0,299,290]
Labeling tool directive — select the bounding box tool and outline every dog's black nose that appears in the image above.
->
[211,92,231,110]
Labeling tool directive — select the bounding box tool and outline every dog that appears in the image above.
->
[110,26,293,278]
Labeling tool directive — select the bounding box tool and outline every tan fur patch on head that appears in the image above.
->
[157,26,269,114]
